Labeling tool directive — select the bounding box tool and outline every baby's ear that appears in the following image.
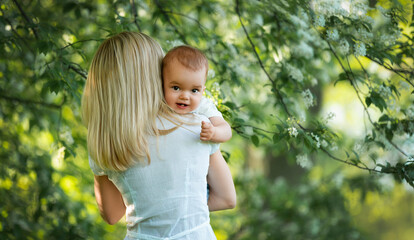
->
[202,86,206,93]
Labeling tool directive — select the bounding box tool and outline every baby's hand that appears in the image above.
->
[200,121,216,141]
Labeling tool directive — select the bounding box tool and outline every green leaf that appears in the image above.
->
[369,92,386,112]
[224,101,236,109]
[43,80,62,94]
[365,97,372,107]
[251,135,259,147]
[352,150,360,160]
[375,141,386,149]
[63,2,77,13]
[273,134,279,143]
[234,118,245,124]
[378,114,390,122]
[276,124,284,132]
[338,72,348,80]
[350,158,359,165]
[385,129,394,141]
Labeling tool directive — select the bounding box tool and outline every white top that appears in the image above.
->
[193,97,222,118]
[89,114,219,240]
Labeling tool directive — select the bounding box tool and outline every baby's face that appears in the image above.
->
[163,60,205,114]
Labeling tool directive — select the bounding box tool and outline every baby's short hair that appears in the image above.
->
[162,45,208,76]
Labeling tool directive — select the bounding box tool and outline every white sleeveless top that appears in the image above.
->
[193,97,222,118]
[89,114,219,240]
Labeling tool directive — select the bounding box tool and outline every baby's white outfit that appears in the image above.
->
[193,97,222,118]
[89,110,219,239]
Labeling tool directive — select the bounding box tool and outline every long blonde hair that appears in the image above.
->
[82,31,174,171]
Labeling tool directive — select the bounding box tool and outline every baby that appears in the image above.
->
[162,45,232,143]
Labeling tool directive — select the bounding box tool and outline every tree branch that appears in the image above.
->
[234,5,403,173]
[0,94,62,109]
[130,0,142,32]
[60,39,102,50]
[235,0,292,118]
[327,41,409,159]
[162,10,207,30]
[0,9,35,54]
[12,0,39,39]
[320,147,380,172]
[154,0,188,44]
[366,55,414,88]
[66,64,87,79]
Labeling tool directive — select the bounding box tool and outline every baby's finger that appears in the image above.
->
[200,132,209,137]
[200,135,210,141]
[201,121,210,128]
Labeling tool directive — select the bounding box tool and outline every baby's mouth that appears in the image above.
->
[176,103,189,108]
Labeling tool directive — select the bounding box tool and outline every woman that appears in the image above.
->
[81,31,236,239]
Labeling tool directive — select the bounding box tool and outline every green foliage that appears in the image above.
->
[227,173,363,240]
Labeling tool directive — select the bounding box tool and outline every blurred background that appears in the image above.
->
[1,0,414,239]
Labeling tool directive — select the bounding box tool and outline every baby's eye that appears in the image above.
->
[172,86,180,91]
[192,89,199,93]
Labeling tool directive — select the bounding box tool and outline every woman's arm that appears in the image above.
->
[94,175,126,225]
[207,150,236,211]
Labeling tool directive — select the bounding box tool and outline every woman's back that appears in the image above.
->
[90,115,218,239]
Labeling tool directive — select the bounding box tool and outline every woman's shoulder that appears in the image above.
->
[157,114,209,127]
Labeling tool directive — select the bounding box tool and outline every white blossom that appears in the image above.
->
[207,69,216,79]
[378,85,392,99]
[290,15,308,28]
[353,141,365,153]
[357,28,373,42]
[297,29,316,43]
[406,106,414,118]
[288,127,298,137]
[286,64,304,82]
[324,112,336,123]
[60,127,74,145]
[354,42,366,57]
[299,112,307,123]
[293,41,314,59]
[321,139,328,148]
[301,89,315,108]
[166,39,184,48]
[338,39,350,55]
[311,132,321,148]
[330,143,338,151]
[350,2,368,18]
[52,146,65,170]
[311,0,369,20]
[314,15,325,27]
[379,29,401,46]
[327,29,339,41]
[296,154,313,169]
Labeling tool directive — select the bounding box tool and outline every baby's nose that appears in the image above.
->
[179,92,189,99]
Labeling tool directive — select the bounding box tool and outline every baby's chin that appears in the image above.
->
[169,107,191,114]
[175,111,193,115]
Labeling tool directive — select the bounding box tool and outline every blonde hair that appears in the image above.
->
[82,31,174,171]
[162,45,209,78]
